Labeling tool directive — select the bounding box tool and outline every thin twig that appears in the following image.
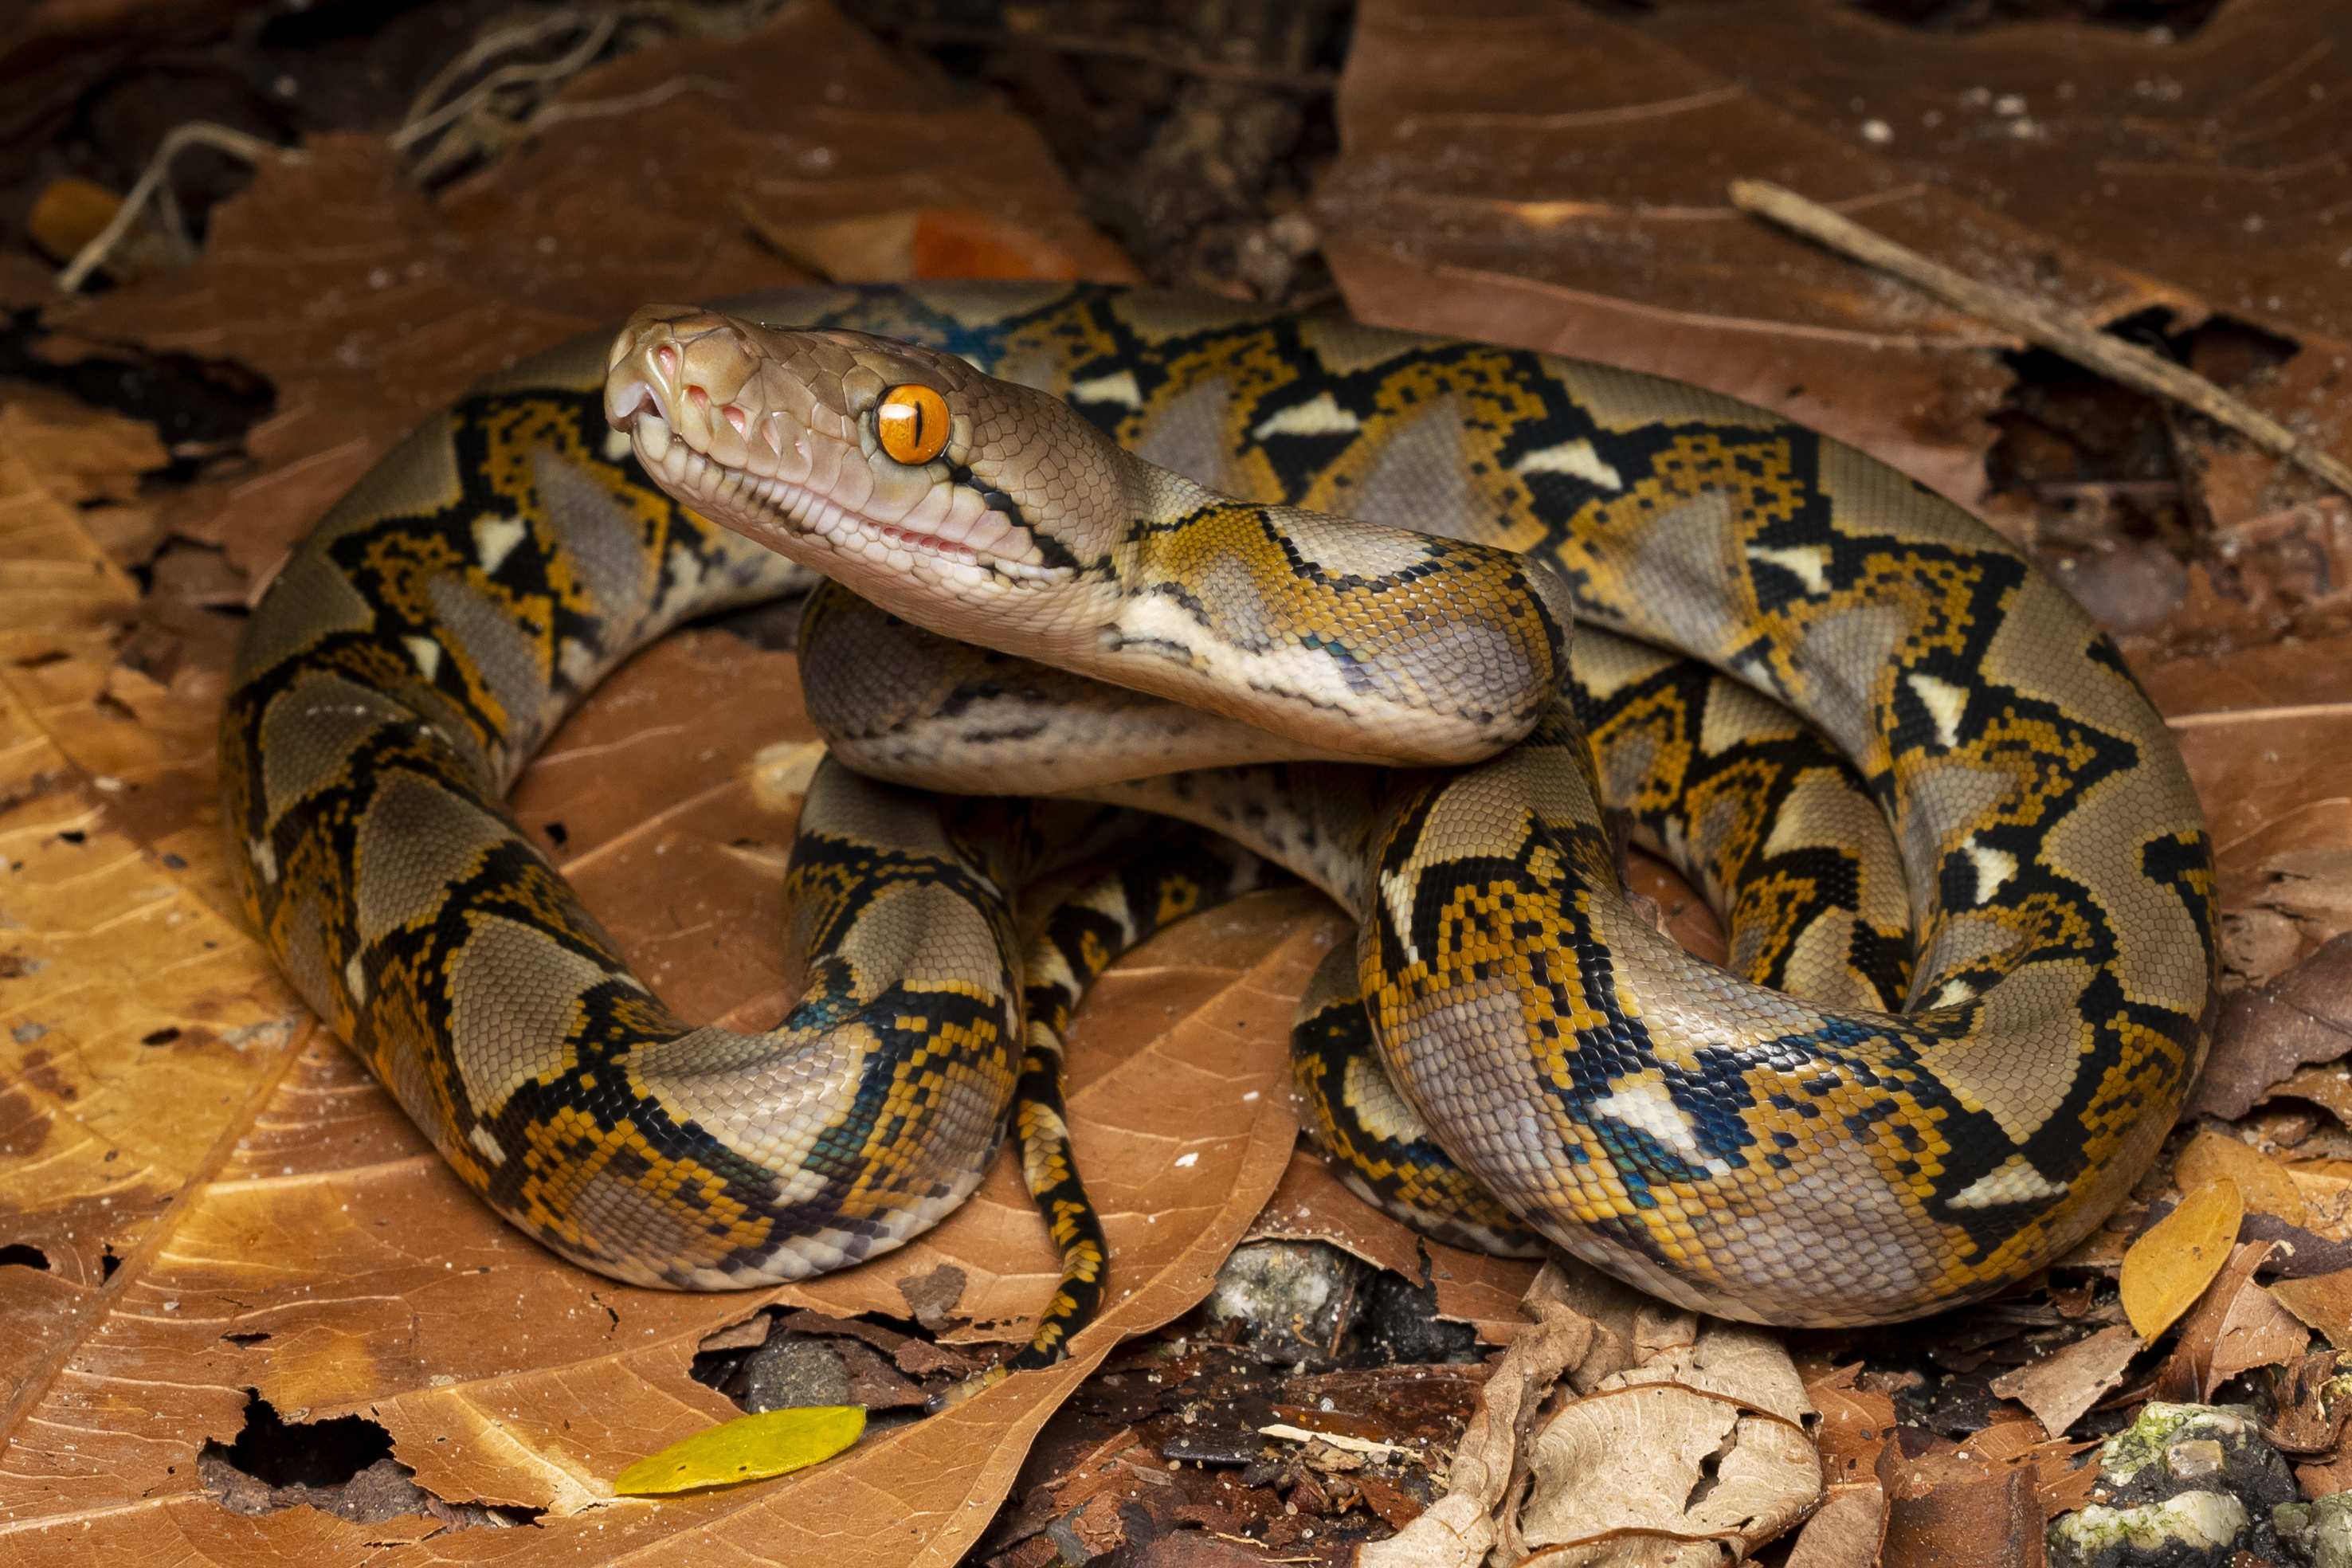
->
[57,122,310,292]
[1728,178,2352,504]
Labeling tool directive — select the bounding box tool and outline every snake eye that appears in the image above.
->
[876,384,951,465]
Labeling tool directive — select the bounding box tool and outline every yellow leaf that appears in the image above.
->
[2175,1131,2306,1229]
[613,1406,865,1496]
[2120,1179,2245,1341]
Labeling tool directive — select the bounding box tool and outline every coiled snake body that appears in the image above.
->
[223,284,2215,1349]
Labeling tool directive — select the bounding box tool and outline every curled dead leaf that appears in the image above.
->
[1511,1322,1819,1562]
[2272,1270,2352,1352]
[1987,1325,2142,1443]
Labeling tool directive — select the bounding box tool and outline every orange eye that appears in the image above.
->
[876,384,951,465]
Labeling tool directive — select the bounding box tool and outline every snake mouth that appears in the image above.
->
[610,358,1070,586]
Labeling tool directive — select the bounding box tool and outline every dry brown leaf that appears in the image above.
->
[0,606,1324,1559]
[2205,1275,2314,1397]
[2270,1270,2352,1352]
[1784,1481,1887,1568]
[1627,2,2352,630]
[50,2,1135,590]
[1356,1263,1631,1568]
[1359,1262,1818,1566]
[0,416,316,1425]
[2186,931,2352,1123]
[2268,1349,2352,1475]
[1809,1363,1896,1488]
[2175,1128,2307,1228]
[1319,0,2210,519]
[0,195,1323,1568]
[1630,1,2350,354]
[2151,1238,2276,1404]
[2291,1165,2352,1245]
[2139,632,2352,723]
[739,205,1104,285]
[1875,1434,2044,1568]
[1958,1417,2107,1530]
[1511,1322,1818,1563]
[1621,845,1728,970]
[1987,1325,2142,1443]
[2119,1179,2245,1340]
[2138,660,2352,996]
[2276,1062,2352,1131]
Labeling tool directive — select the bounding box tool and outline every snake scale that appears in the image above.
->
[223,282,2215,1355]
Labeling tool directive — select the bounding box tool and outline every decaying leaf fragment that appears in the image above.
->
[2185,932,2352,1123]
[2120,1179,2245,1339]
[1360,1261,1820,1566]
[612,1405,864,1495]
[2175,1130,2307,1228]
[1510,1320,1819,1566]
[1358,1261,1638,1568]
[1988,1324,2142,1441]
[2273,1269,2352,1351]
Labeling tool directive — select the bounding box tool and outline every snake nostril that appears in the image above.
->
[653,343,678,380]
[687,386,710,412]
[723,405,748,438]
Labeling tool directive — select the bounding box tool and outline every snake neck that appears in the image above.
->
[606,305,1575,770]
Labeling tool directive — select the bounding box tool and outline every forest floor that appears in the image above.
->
[0,2,2348,1565]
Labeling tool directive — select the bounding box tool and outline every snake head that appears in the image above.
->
[607,305,1131,639]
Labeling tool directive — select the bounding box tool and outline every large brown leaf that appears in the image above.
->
[1631,0,2352,355]
[0,482,1326,1561]
[0,7,1273,1560]
[45,0,1138,590]
[1315,0,2209,517]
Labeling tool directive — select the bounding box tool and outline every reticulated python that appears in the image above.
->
[223,283,2215,1358]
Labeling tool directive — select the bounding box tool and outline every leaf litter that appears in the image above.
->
[2,0,2352,1563]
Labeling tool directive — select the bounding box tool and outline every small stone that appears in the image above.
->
[2047,1402,2298,1567]
[1201,1241,1362,1368]
[2275,1493,2352,1568]
[737,1332,852,1413]
[2052,1492,2248,1566]
[2166,1439,2225,1480]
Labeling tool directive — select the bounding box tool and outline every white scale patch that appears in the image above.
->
[474,515,528,576]
[1747,544,1833,596]
[665,546,704,605]
[1513,439,1622,491]
[1908,672,1970,750]
[1591,1078,1732,1176]
[1946,1152,2064,1210]
[1114,594,1365,713]
[344,951,367,1005]
[1252,392,1360,441]
[1966,837,2018,905]
[404,636,442,682]
[469,1125,508,1165]
[1932,979,1978,1009]
[1378,868,1421,968]
[559,637,598,687]
[1070,370,1143,408]
[249,837,277,884]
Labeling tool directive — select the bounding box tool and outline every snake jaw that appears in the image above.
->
[608,306,1090,612]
